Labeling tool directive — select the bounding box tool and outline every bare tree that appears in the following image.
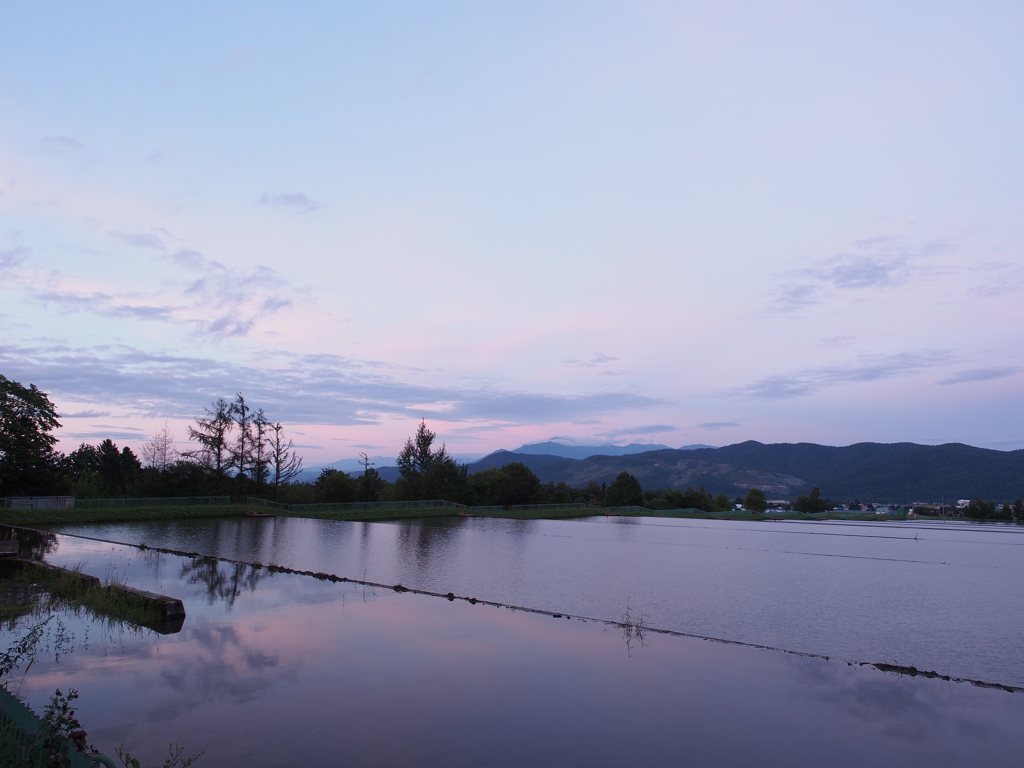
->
[228,393,255,493]
[251,409,271,496]
[269,421,302,498]
[141,421,178,470]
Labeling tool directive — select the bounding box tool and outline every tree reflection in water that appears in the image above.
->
[180,557,265,608]
[0,525,58,561]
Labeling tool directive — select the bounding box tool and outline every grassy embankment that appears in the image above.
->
[0,503,252,527]
[0,561,169,628]
[0,502,904,526]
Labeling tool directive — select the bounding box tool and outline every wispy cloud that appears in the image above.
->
[0,246,30,272]
[938,367,1019,385]
[600,424,677,438]
[258,192,324,213]
[33,290,181,321]
[821,336,856,347]
[109,231,167,250]
[182,263,292,337]
[731,350,952,399]
[696,421,739,430]
[566,352,618,367]
[565,352,629,376]
[61,410,112,418]
[966,262,1024,299]
[770,236,950,314]
[38,135,84,153]
[61,430,150,441]
[170,249,221,270]
[0,342,663,427]
[15,234,297,339]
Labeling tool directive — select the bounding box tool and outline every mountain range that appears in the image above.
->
[304,441,1024,502]
[509,441,714,459]
[467,442,1024,502]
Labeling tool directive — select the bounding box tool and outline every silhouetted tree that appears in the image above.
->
[0,374,61,496]
[603,471,643,507]
[228,394,256,494]
[315,468,357,503]
[744,488,768,513]
[394,420,467,500]
[141,421,178,470]
[468,462,543,505]
[966,497,997,519]
[183,397,233,484]
[269,422,303,499]
[96,439,141,496]
[793,487,831,513]
[680,484,714,512]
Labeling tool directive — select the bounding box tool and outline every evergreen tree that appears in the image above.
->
[269,421,303,499]
[182,397,233,484]
[395,420,467,500]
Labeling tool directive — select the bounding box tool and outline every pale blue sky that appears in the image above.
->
[2,1,1022,461]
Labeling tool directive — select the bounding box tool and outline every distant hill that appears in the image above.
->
[467,450,578,475]
[472,442,1024,502]
[296,441,1022,502]
[511,441,707,460]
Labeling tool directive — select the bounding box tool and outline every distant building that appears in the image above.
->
[1,496,75,510]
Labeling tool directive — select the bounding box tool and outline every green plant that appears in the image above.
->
[0,688,93,768]
[116,743,204,768]
[0,619,48,683]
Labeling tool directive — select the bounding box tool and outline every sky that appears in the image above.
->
[1,0,1022,465]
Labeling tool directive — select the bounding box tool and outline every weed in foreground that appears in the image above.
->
[116,743,204,768]
[620,600,648,655]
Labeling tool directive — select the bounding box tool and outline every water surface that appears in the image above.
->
[4,531,1022,767]
[47,515,1024,687]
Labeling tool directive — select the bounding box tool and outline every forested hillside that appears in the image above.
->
[468,441,1024,502]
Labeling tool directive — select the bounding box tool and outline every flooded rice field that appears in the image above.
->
[46,515,1024,687]
[2,517,1022,765]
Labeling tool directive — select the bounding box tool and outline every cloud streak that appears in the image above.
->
[33,290,181,322]
[566,353,618,367]
[731,350,952,399]
[938,367,1019,385]
[38,135,84,153]
[109,231,167,250]
[600,424,678,438]
[0,343,664,427]
[0,247,30,272]
[6,232,299,339]
[770,237,950,313]
[258,192,324,213]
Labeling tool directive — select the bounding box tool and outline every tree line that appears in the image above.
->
[0,377,304,499]
[2,373,1021,515]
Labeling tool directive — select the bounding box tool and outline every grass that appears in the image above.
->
[0,501,920,528]
[0,503,251,527]
[0,562,166,629]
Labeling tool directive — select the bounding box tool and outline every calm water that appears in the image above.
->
[48,515,1024,687]
[3,530,1023,767]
